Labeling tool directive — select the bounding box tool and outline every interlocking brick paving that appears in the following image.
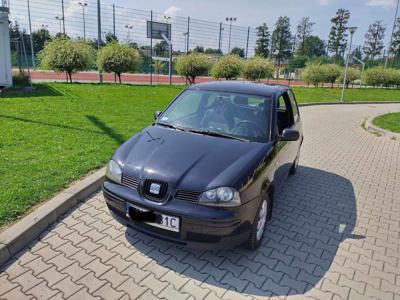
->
[1,104,400,300]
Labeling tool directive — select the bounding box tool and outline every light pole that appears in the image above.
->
[226,17,236,53]
[385,0,400,68]
[55,16,64,34]
[163,15,171,24]
[226,17,237,52]
[27,0,35,69]
[340,26,357,103]
[183,32,188,53]
[78,1,88,40]
[125,24,133,43]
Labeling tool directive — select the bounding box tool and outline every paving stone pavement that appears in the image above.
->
[1,103,400,300]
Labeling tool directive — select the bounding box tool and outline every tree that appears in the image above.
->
[363,20,386,60]
[211,55,243,80]
[175,53,211,84]
[338,67,361,88]
[352,46,363,61]
[296,17,314,56]
[301,64,325,86]
[154,40,168,56]
[230,47,245,58]
[204,48,222,55]
[38,37,95,83]
[321,64,342,87]
[328,8,350,57]
[271,16,293,67]
[97,41,141,83]
[193,46,205,53]
[255,23,270,58]
[242,57,274,81]
[32,28,52,55]
[105,32,118,44]
[288,56,307,72]
[390,18,400,56]
[297,36,326,58]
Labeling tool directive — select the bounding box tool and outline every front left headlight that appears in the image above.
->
[199,187,241,207]
[106,160,122,183]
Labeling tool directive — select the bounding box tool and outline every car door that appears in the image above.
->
[274,91,298,189]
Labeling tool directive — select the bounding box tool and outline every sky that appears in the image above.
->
[9,0,398,54]
[110,0,397,46]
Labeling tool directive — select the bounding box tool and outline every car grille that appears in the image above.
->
[142,179,168,202]
[175,190,202,203]
[121,173,140,189]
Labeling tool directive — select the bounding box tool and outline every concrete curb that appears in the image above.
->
[0,167,106,267]
[298,101,400,107]
[365,113,400,140]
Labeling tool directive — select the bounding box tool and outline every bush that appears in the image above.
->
[211,55,243,80]
[363,67,388,87]
[97,42,141,83]
[338,67,361,88]
[301,64,325,86]
[38,37,95,83]
[321,64,342,87]
[175,53,211,84]
[384,68,400,87]
[242,57,274,81]
[12,72,30,86]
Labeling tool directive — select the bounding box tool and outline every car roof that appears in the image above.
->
[188,81,289,97]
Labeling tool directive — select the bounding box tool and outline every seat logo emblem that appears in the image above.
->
[149,183,161,195]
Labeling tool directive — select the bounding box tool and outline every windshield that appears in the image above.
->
[157,90,272,143]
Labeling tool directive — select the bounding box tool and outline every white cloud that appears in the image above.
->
[164,6,181,16]
[319,0,330,6]
[365,0,395,7]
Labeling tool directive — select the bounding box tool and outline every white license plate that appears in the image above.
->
[126,203,180,232]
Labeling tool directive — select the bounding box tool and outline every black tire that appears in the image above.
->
[245,197,271,250]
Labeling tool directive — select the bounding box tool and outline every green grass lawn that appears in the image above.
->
[373,112,400,133]
[292,86,400,103]
[1,82,400,227]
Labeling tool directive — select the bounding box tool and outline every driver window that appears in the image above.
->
[277,93,294,135]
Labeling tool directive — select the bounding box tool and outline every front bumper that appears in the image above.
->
[102,181,260,249]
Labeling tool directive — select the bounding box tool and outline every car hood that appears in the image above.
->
[114,125,272,191]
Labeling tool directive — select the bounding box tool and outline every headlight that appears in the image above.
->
[106,160,122,183]
[199,187,241,207]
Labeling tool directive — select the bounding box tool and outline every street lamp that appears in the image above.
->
[340,26,357,103]
[41,24,48,29]
[163,15,171,24]
[55,16,64,34]
[225,17,236,52]
[183,32,189,53]
[125,24,133,42]
[78,1,88,40]
[385,0,400,68]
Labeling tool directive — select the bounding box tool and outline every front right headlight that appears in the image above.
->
[106,160,122,183]
[199,187,241,207]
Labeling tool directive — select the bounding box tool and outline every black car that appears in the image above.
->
[103,81,303,250]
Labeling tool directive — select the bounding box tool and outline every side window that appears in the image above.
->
[278,96,287,111]
[276,93,294,134]
[288,90,299,120]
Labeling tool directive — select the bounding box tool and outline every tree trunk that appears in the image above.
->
[68,72,72,83]
[118,73,122,84]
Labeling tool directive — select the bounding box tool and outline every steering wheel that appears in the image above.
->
[234,120,266,138]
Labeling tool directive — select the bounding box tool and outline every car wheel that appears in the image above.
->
[289,155,299,175]
[245,198,269,250]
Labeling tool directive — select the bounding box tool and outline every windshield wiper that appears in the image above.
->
[156,122,186,131]
[187,129,249,142]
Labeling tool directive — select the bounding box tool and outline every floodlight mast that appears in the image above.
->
[161,33,172,85]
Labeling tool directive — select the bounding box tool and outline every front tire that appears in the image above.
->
[245,198,269,250]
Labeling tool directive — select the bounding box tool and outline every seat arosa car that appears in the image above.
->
[103,81,303,250]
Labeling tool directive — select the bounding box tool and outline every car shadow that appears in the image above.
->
[0,84,62,98]
[125,166,360,297]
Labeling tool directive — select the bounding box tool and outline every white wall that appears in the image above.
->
[0,9,12,87]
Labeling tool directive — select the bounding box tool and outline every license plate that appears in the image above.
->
[126,203,180,232]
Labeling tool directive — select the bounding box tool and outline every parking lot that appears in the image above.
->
[1,103,400,300]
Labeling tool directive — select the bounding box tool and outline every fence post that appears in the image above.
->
[27,0,35,69]
[218,22,222,53]
[150,10,153,86]
[112,4,116,36]
[187,16,190,53]
[97,0,103,83]
[61,0,65,34]
[245,26,250,58]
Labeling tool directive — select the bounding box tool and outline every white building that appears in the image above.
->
[0,0,12,88]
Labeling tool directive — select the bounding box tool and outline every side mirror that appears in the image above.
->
[154,111,162,120]
[279,129,300,142]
